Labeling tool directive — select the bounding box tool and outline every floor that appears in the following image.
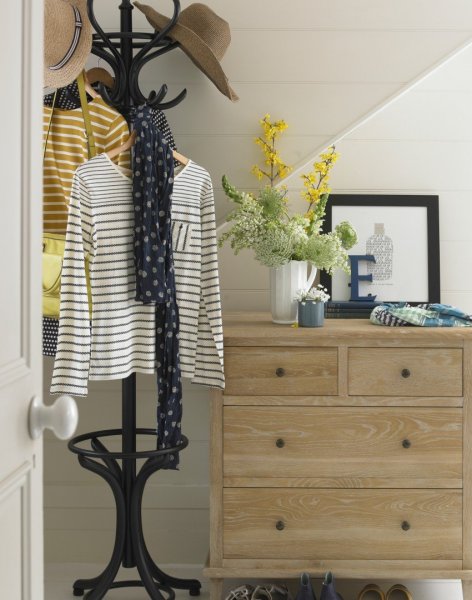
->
[46,565,465,600]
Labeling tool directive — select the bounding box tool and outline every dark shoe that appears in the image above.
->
[320,572,344,600]
[295,573,316,600]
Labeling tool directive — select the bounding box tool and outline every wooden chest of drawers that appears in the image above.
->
[203,314,472,599]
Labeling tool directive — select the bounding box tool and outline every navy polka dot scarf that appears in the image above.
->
[132,106,182,468]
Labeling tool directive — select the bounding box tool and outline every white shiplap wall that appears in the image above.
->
[326,45,472,313]
[88,0,472,222]
[44,5,472,597]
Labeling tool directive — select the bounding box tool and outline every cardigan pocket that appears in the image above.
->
[172,221,193,252]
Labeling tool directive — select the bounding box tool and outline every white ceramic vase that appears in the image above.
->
[270,260,317,324]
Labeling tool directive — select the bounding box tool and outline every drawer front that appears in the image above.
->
[224,347,338,396]
[223,407,463,481]
[223,488,462,560]
[348,348,462,397]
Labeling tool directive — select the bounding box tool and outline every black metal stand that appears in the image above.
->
[68,428,201,599]
[66,2,200,598]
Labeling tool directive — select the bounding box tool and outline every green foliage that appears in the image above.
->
[221,175,245,203]
[335,221,358,250]
[218,190,264,254]
[254,228,294,268]
[220,175,357,274]
[258,186,287,220]
[302,233,350,274]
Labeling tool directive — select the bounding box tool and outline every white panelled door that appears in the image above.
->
[0,1,44,598]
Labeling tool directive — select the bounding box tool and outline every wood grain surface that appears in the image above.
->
[223,406,463,481]
[224,347,338,395]
[223,394,464,407]
[223,488,462,560]
[222,313,472,347]
[348,348,463,396]
[206,315,472,591]
[463,341,472,569]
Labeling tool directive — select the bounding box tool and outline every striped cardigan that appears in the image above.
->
[171,161,225,389]
[50,154,156,396]
[50,156,224,395]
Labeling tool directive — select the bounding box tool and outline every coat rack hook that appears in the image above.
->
[87,0,187,113]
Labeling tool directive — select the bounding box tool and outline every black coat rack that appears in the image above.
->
[67,1,201,598]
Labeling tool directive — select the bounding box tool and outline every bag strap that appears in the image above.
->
[43,90,57,161]
[43,73,97,162]
[77,71,96,158]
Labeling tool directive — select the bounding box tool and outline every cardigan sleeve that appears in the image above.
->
[50,172,94,397]
[192,176,225,389]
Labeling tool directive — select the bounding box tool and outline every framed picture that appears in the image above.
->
[320,195,440,303]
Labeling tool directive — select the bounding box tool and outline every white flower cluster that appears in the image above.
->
[219,193,265,254]
[254,228,293,268]
[286,216,310,245]
[294,284,330,304]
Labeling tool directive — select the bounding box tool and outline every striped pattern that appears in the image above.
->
[44,87,177,154]
[43,97,130,233]
[50,154,156,397]
[48,7,83,71]
[171,161,225,389]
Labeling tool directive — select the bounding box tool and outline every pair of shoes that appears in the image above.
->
[358,583,413,600]
[295,572,344,600]
[225,584,292,600]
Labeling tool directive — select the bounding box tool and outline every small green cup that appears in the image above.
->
[298,300,325,327]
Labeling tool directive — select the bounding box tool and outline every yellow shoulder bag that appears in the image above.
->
[43,71,94,318]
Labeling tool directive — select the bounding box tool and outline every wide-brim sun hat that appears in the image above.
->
[134,2,239,102]
[44,0,93,88]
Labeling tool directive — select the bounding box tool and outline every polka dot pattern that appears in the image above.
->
[43,317,59,356]
[132,106,182,467]
[44,83,177,151]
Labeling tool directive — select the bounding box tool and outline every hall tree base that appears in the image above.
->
[204,315,472,599]
[60,0,200,598]
[68,376,201,599]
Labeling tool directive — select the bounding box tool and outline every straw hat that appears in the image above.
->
[134,2,238,102]
[44,0,93,88]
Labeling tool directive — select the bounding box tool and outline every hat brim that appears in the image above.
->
[134,2,238,102]
[44,0,93,88]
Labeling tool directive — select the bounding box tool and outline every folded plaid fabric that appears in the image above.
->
[371,302,472,327]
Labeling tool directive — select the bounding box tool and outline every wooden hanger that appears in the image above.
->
[82,70,99,99]
[107,130,189,166]
[106,130,137,160]
[173,149,189,166]
[86,67,115,89]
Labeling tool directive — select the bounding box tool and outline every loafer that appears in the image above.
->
[385,584,412,600]
[320,572,344,600]
[295,573,317,600]
[357,584,386,600]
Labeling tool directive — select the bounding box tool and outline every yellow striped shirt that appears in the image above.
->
[43,96,130,233]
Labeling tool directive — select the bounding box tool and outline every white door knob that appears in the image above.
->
[28,395,79,440]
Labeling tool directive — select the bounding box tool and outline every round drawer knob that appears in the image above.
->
[276,438,285,448]
[275,520,285,531]
[402,439,411,449]
[401,368,411,379]
[401,521,411,531]
[276,367,285,378]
